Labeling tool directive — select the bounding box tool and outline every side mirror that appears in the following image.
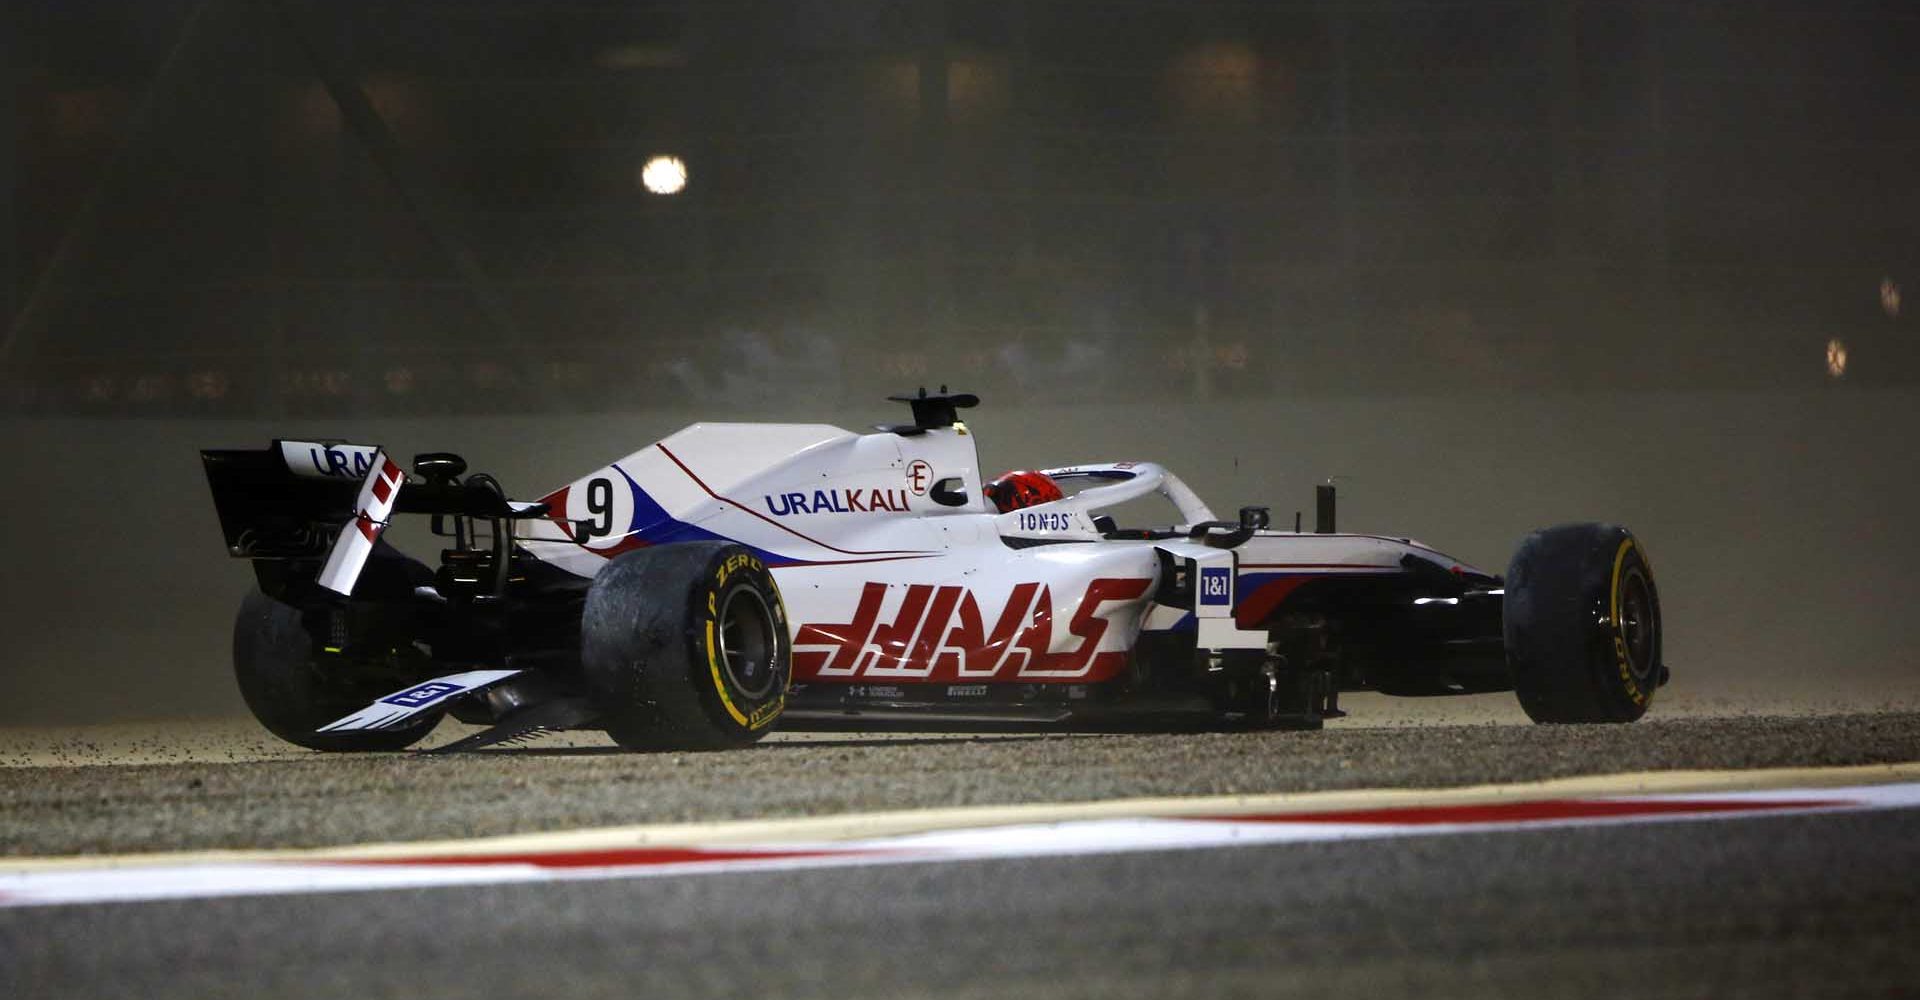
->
[930,476,969,508]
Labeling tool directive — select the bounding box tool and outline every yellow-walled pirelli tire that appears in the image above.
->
[1504,523,1664,724]
[582,542,792,751]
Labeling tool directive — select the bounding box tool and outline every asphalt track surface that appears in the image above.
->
[3,705,1918,998]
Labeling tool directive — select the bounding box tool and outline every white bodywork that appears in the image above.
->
[309,414,1501,733]
[462,419,1497,687]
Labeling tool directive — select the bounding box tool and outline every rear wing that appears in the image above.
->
[202,441,556,597]
[201,441,381,561]
[201,441,404,596]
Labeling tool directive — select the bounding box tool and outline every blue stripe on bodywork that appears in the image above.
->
[610,463,799,567]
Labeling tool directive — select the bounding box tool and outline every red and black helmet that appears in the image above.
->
[986,470,1064,513]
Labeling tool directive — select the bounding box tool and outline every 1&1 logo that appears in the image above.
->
[381,681,462,708]
[1199,567,1232,606]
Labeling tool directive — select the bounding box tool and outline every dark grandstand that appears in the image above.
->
[3,0,1916,416]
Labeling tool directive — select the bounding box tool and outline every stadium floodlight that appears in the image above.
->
[640,155,688,195]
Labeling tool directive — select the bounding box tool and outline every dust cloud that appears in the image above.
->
[7,3,1919,726]
[2,385,1915,725]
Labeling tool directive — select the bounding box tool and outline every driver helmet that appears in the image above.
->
[986,470,1063,513]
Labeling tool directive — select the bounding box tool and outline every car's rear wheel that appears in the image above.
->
[233,589,440,751]
[582,542,791,750]
[1504,523,1664,723]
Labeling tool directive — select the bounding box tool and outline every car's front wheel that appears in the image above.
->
[1504,523,1664,723]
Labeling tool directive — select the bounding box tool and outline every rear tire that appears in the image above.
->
[233,589,438,751]
[1504,523,1663,724]
[582,543,791,750]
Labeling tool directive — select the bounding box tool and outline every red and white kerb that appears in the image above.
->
[2,782,1912,910]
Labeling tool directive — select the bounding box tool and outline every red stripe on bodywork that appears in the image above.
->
[589,535,650,559]
[655,443,932,559]
[1208,797,1849,827]
[353,512,382,543]
[371,476,393,504]
[1234,577,1309,628]
[774,555,954,568]
[541,486,574,538]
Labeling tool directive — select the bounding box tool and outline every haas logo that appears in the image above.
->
[793,578,1151,683]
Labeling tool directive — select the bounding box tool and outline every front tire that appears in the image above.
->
[582,542,791,750]
[1504,523,1664,724]
[233,589,439,751]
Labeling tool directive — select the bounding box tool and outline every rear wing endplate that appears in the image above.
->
[315,450,405,596]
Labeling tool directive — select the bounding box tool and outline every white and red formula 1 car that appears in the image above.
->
[201,390,1665,752]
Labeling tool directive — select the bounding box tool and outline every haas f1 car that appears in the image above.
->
[201,390,1666,752]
